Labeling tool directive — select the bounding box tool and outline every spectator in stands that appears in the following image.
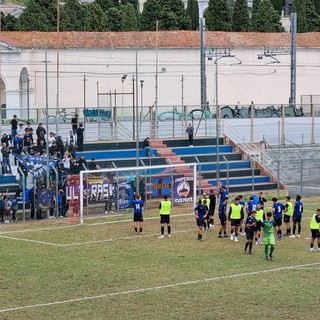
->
[66,130,77,147]
[23,129,33,149]
[49,140,58,156]
[36,123,46,144]
[1,133,10,146]
[15,123,25,149]
[58,188,67,217]
[28,142,37,156]
[88,158,97,170]
[1,142,12,175]
[55,136,65,160]
[186,123,194,147]
[68,140,77,159]
[79,154,87,170]
[62,152,71,173]
[70,156,80,175]
[18,160,28,190]
[107,163,115,184]
[10,115,18,144]
[48,132,55,148]
[143,137,154,157]
[3,195,11,223]
[0,192,4,222]
[25,122,34,135]
[0,150,2,177]
[77,123,84,152]
[71,114,79,135]
[37,140,47,155]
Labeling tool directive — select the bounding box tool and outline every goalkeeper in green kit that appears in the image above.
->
[261,212,277,261]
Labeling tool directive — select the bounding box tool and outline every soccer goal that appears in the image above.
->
[76,163,198,224]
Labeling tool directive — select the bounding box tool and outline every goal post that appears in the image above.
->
[78,163,198,224]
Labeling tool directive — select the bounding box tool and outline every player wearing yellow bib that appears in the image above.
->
[228,197,244,242]
[309,209,320,252]
[202,192,211,231]
[158,195,172,239]
[284,196,293,236]
[254,204,265,245]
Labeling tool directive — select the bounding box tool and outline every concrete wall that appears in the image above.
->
[265,147,320,184]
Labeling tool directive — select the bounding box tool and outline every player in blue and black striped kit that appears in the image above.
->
[194,198,208,241]
[290,195,303,238]
[132,194,144,234]
[272,197,285,240]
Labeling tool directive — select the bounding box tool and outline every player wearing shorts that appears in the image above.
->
[238,195,246,236]
[272,197,285,240]
[218,196,228,238]
[244,210,256,254]
[254,204,265,245]
[290,195,303,238]
[194,198,208,241]
[228,197,244,242]
[132,194,144,234]
[208,189,216,229]
[284,196,293,236]
[309,209,320,252]
[159,195,172,239]
[201,192,211,231]
[261,212,277,261]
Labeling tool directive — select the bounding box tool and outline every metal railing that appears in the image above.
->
[222,121,286,188]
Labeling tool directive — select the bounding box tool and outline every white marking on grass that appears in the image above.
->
[0,235,64,247]
[0,213,193,235]
[0,261,319,314]
[0,228,194,247]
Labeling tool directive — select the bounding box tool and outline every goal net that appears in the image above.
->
[74,163,197,224]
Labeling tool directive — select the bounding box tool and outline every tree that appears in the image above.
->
[251,0,261,31]
[95,0,117,12]
[254,0,284,32]
[140,0,164,30]
[84,2,107,31]
[1,13,18,31]
[270,0,285,14]
[121,3,139,31]
[204,0,232,31]
[17,0,53,31]
[312,0,320,15]
[60,0,86,31]
[160,5,179,30]
[232,0,251,31]
[186,0,199,30]
[292,0,307,33]
[121,0,139,11]
[106,7,124,31]
[306,0,320,32]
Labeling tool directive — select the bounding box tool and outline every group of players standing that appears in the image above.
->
[131,186,320,260]
[195,188,320,258]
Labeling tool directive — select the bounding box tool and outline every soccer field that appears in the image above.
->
[0,197,319,320]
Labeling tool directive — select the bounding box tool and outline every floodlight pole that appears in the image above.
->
[135,51,140,194]
[44,46,50,189]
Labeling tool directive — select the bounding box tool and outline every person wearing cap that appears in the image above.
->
[228,197,244,242]
[244,210,256,254]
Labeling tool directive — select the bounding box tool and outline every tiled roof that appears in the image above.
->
[0,31,319,49]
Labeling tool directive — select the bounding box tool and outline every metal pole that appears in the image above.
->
[250,101,254,143]
[155,20,159,138]
[27,75,30,121]
[17,166,26,221]
[135,51,140,194]
[215,48,220,188]
[83,75,87,110]
[52,166,59,217]
[45,46,50,188]
[311,103,315,144]
[56,0,60,135]
[277,121,280,198]
[290,12,297,104]
[281,104,285,146]
[132,75,135,140]
[297,153,303,196]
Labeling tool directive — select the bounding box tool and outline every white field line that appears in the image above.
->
[0,228,195,247]
[0,235,64,247]
[0,262,319,315]
[0,213,194,235]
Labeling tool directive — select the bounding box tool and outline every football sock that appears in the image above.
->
[270,245,275,256]
[310,243,314,248]
[168,226,171,235]
[140,228,142,233]
[224,231,227,235]
[245,243,249,251]
[210,219,214,225]
[134,227,138,233]
[264,245,269,256]
[203,221,207,230]
[235,232,238,237]
[249,243,253,251]
[298,225,301,234]
[161,226,164,235]
[255,237,258,242]
[293,224,296,235]
[279,230,282,236]
[239,227,243,233]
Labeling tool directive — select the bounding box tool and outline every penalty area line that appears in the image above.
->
[0,235,64,246]
[0,262,320,314]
